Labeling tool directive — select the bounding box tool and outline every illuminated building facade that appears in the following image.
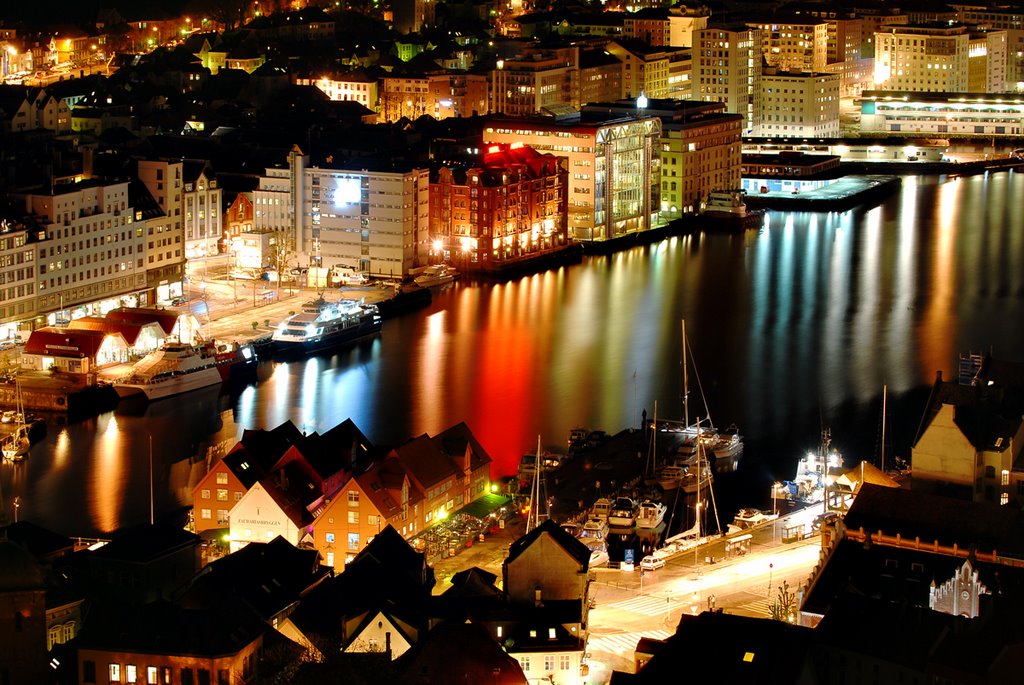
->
[749,17,829,73]
[485,111,661,242]
[136,160,185,303]
[429,143,568,270]
[379,72,489,122]
[874,23,1006,93]
[579,49,624,106]
[182,163,223,259]
[696,25,763,135]
[20,180,147,326]
[0,217,44,340]
[297,72,378,110]
[490,48,579,117]
[296,162,430,279]
[760,69,840,137]
[859,90,1024,136]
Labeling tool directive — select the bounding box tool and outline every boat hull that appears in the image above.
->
[117,365,225,401]
[272,317,381,358]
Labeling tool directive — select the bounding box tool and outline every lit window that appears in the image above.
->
[326,533,335,543]
[109,664,121,682]
[347,532,360,550]
[147,666,158,684]
[548,628,556,639]
[348,491,359,506]
[216,472,228,485]
[348,511,359,524]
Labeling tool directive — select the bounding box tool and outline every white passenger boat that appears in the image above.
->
[578,517,609,544]
[114,341,255,401]
[591,497,612,521]
[272,297,381,356]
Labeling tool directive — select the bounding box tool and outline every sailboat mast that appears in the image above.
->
[527,435,544,533]
[682,320,689,429]
[881,384,887,474]
[695,416,701,538]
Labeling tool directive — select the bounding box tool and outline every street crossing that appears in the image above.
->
[732,596,774,618]
[608,594,688,617]
[587,629,674,656]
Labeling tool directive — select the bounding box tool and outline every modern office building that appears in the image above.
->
[695,25,763,134]
[749,16,829,73]
[484,107,661,243]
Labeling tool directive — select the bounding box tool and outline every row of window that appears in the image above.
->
[83,661,235,685]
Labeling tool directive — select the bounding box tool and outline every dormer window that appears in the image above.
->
[548,628,556,639]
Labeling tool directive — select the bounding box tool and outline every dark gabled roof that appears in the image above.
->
[0,539,45,592]
[235,420,306,471]
[89,523,200,564]
[622,611,813,683]
[182,159,213,184]
[394,621,528,685]
[304,418,374,478]
[844,484,1024,558]
[0,520,74,562]
[915,360,1024,447]
[395,434,458,490]
[442,567,501,600]
[180,536,328,622]
[75,598,266,657]
[506,519,592,569]
[24,327,118,359]
[433,421,492,472]
[258,461,322,527]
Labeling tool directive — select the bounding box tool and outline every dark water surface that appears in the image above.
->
[5,172,1024,536]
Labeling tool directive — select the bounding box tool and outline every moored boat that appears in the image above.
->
[636,500,667,529]
[579,516,609,544]
[591,497,612,521]
[607,497,639,528]
[272,297,381,356]
[114,341,255,401]
[414,264,458,288]
[657,464,686,491]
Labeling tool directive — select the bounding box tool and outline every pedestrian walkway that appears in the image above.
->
[732,596,774,618]
[587,629,673,656]
[608,594,686,618]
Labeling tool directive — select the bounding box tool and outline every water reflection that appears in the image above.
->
[5,173,1024,536]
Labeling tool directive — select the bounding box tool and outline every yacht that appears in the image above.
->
[272,298,381,356]
[578,517,609,544]
[680,460,713,495]
[414,264,458,288]
[730,508,779,531]
[657,464,686,491]
[588,547,610,568]
[635,500,667,529]
[607,497,639,528]
[591,497,612,521]
[114,341,255,401]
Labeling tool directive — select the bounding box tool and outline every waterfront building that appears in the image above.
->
[297,160,430,279]
[378,71,489,122]
[296,71,378,110]
[428,143,568,271]
[229,466,318,553]
[21,327,127,373]
[19,179,147,326]
[0,215,44,341]
[181,161,223,260]
[484,110,662,242]
[749,16,829,73]
[859,90,1024,136]
[759,69,840,138]
[695,25,763,135]
[490,47,579,117]
[312,422,492,567]
[623,7,711,48]
[66,315,164,356]
[580,98,741,220]
[874,23,1008,94]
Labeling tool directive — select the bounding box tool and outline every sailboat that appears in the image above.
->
[525,436,548,533]
[2,376,30,462]
[664,424,721,546]
[671,320,743,473]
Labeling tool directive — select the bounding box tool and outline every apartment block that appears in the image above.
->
[136,160,185,303]
[750,17,829,73]
[379,72,489,122]
[0,217,44,338]
[297,72,378,110]
[181,162,222,259]
[21,180,147,324]
[759,69,840,138]
[695,25,763,135]
[579,49,624,105]
[491,48,579,117]
[429,143,568,271]
[606,39,688,99]
[872,23,1007,93]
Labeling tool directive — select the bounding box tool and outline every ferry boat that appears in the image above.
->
[414,265,458,288]
[114,341,255,401]
[636,500,667,529]
[272,298,381,356]
[607,497,639,528]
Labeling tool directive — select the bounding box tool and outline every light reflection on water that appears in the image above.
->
[5,173,1024,536]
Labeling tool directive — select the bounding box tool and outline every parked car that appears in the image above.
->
[170,297,187,307]
[639,555,666,571]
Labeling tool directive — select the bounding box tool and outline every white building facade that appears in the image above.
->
[759,71,840,137]
[696,26,763,135]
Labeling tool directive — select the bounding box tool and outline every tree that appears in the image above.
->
[769,580,798,623]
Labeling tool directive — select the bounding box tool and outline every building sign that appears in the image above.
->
[235,517,282,527]
[45,344,79,352]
